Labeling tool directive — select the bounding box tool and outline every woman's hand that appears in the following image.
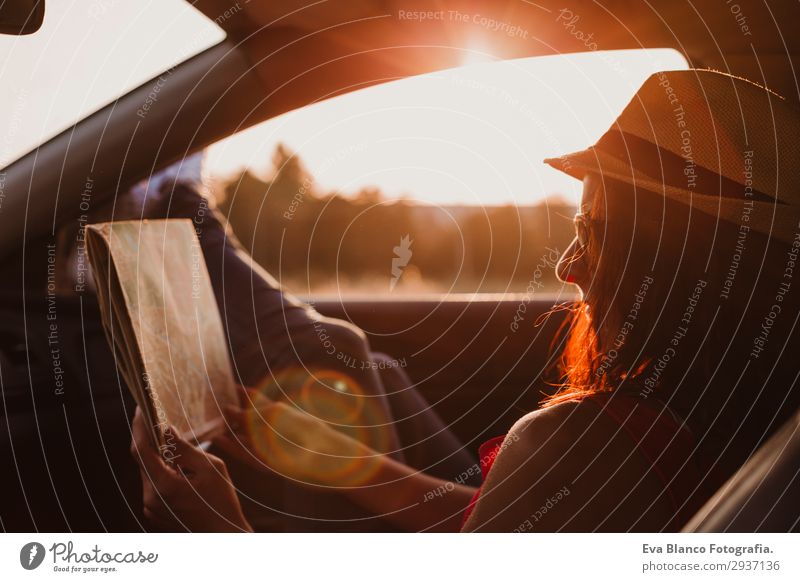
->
[213,393,382,489]
[130,407,252,532]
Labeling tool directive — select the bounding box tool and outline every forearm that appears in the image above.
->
[221,398,476,531]
[341,450,476,532]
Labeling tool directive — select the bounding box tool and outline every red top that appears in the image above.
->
[461,393,713,530]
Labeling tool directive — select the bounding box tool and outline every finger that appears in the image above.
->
[130,408,168,476]
[165,426,228,476]
[222,405,244,432]
[162,426,205,464]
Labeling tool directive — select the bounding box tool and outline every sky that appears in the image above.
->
[0,1,687,207]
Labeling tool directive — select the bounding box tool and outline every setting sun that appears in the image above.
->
[460,39,496,66]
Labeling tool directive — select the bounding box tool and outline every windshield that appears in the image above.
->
[0,0,224,169]
[205,49,688,296]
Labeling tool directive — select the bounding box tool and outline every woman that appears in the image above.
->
[131,69,800,532]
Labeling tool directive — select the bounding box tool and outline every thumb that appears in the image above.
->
[160,426,206,470]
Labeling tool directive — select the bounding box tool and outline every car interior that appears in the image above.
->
[0,0,798,532]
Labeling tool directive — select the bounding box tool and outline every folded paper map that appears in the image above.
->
[86,219,239,448]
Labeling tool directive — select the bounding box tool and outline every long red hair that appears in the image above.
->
[543,176,800,478]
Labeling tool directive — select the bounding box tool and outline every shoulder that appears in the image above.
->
[503,398,611,455]
[463,397,673,531]
[510,398,601,432]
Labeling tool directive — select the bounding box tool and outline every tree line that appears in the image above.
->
[214,144,576,295]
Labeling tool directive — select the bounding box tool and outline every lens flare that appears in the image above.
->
[244,368,391,486]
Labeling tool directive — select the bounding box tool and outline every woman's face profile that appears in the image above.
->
[556,173,601,297]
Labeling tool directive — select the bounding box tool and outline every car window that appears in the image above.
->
[0,0,224,169]
[206,49,687,298]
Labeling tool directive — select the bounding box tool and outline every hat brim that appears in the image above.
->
[543,148,800,245]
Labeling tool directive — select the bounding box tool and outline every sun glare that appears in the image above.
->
[460,40,496,66]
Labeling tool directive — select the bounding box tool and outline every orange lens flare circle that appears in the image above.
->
[298,370,366,426]
[243,368,391,485]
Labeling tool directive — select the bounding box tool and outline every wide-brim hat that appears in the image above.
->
[544,69,800,245]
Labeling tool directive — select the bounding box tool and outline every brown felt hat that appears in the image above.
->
[544,69,800,245]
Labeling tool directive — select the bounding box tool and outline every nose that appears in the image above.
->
[556,238,588,290]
